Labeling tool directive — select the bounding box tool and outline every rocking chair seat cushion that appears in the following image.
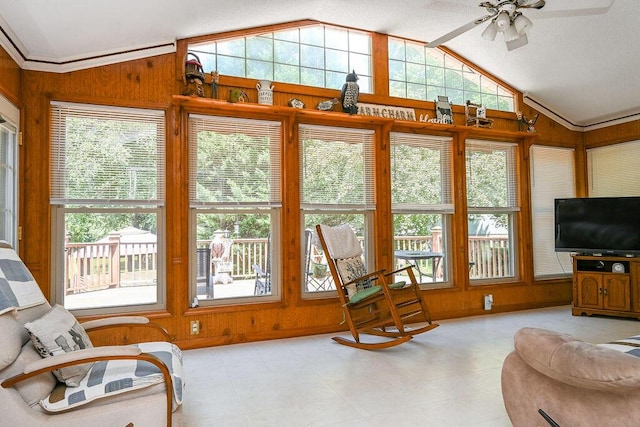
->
[345,281,405,304]
[389,281,406,289]
[347,285,382,305]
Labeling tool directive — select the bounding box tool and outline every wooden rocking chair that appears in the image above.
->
[316,224,438,350]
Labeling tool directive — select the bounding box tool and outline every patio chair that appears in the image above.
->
[253,233,271,295]
[196,246,212,296]
[316,224,438,350]
[304,228,333,291]
[0,242,184,426]
[253,264,270,295]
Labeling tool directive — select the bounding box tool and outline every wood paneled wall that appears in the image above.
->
[0,45,21,105]
[8,25,639,349]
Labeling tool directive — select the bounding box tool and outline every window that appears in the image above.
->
[390,132,453,287]
[0,94,19,248]
[587,140,640,197]
[50,102,165,314]
[189,115,281,303]
[299,124,375,295]
[530,146,575,277]
[388,37,514,111]
[189,24,372,93]
[466,140,519,281]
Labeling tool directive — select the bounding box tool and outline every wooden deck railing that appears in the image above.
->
[64,234,510,294]
[65,238,157,294]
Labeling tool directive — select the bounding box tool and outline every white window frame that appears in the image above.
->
[466,139,520,283]
[390,132,453,288]
[49,101,166,315]
[530,145,575,278]
[188,114,282,305]
[0,94,19,249]
[299,124,375,298]
[588,140,640,197]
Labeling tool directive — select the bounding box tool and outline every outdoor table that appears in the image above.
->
[394,250,443,282]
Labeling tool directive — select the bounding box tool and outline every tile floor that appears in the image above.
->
[179,306,640,426]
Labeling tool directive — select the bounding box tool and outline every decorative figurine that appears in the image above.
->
[229,88,249,103]
[465,100,493,128]
[288,98,305,109]
[256,80,275,105]
[316,98,339,111]
[210,71,219,99]
[516,111,539,132]
[210,230,233,285]
[182,52,206,97]
[341,70,359,114]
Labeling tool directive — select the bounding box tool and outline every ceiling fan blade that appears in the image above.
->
[426,14,493,48]
[516,0,546,9]
[529,0,614,17]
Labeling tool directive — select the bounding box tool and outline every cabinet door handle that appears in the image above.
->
[603,288,608,296]
[599,288,603,295]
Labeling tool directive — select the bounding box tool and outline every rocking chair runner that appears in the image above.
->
[316,224,439,350]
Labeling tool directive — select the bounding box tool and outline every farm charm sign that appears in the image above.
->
[357,103,416,121]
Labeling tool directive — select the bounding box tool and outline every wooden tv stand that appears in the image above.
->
[572,255,640,320]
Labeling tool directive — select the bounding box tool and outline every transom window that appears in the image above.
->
[189,24,372,93]
[388,37,514,111]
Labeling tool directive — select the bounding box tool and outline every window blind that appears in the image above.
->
[465,139,519,211]
[188,115,282,207]
[0,124,17,247]
[390,132,453,212]
[299,124,375,209]
[50,102,165,205]
[587,140,640,197]
[530,145,575,277]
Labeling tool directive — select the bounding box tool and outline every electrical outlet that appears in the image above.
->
[190,320,200,335]
[484,294,493,311]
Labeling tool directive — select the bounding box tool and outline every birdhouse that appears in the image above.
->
[183,52,206,97]
[184,52,205,82]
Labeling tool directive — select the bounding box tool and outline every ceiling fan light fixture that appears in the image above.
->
[506,33,529,51]
[514,13,533,35]
[494,11,511,32]
[503,23,519,42]
[481,22,498,41]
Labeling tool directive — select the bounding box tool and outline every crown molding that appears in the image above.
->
[524,95,640,132]
[0,18,175,73]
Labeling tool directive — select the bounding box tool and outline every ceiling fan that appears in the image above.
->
[426,0,611,51]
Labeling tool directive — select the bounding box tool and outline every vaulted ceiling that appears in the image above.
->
[1,0,637,130]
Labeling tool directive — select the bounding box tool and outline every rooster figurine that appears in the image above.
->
[341,70,359,114]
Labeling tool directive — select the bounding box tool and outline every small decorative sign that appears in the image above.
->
[418,114,451,124]
[435,96,453,124]
[357,103,416,121]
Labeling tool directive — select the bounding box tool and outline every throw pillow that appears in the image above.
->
[24,304,94,387]
[335,256,372,298]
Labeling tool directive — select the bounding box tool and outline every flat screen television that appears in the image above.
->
[554,197,640,256]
